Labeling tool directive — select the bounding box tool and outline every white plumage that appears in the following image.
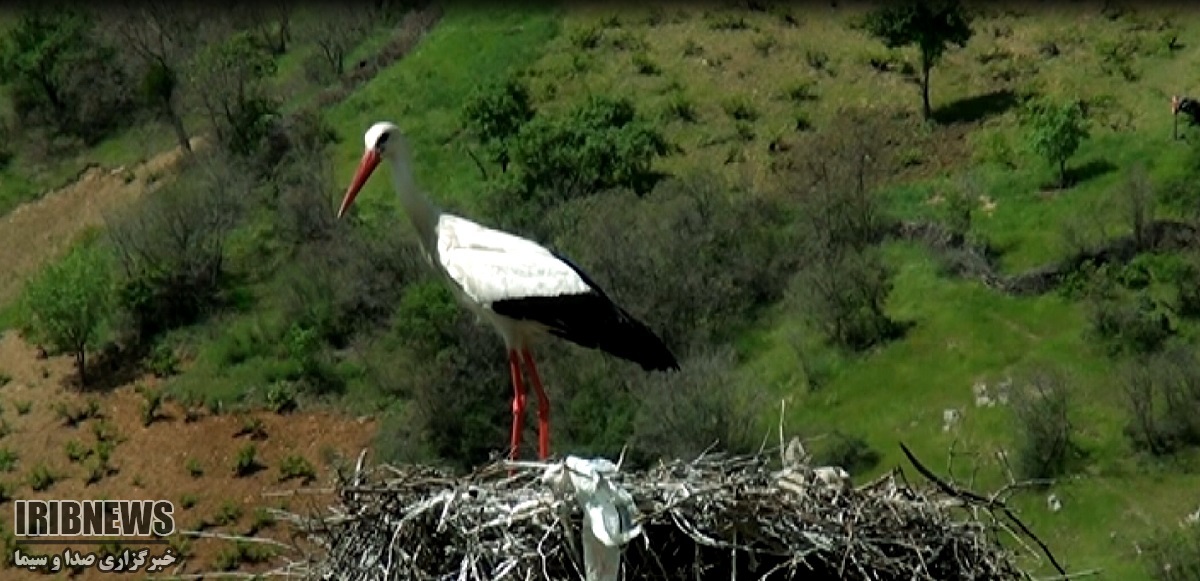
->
[436,213,593,310]
[336,121,678,463]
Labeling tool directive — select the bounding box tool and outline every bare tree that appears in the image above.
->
[233,0,294,55]
[300,4,373,80]
[105,1,205,152]
[1123,163,1156,252]
[786,112,899,351]
[106,152,250,338]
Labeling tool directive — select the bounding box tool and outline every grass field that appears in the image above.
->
[3,2,1200,578]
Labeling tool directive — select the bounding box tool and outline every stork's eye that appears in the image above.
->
[376,131,392,150]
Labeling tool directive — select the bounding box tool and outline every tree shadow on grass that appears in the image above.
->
[1040,159,1118,191]
[934,89,1022,125]
[1070,159,1118,187]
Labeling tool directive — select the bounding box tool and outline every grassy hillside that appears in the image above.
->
[509,3,1200,577]
[3,1,1200,579]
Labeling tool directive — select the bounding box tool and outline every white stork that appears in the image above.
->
[336,121,679,461]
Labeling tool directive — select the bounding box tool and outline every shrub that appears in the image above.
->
[546,173,797,353]
[495,96,669,233]
[27,463,56,492]
[1144,524,1200,581]
[628,348,765,464]
[146,343,180,378]
[277,225,424,349]
[190,31,280,160]
[0,6,136,144]
[461,77,536,174]
[20,243,113,387]
[278,454,317,484]
[107,153,249,340]
[232,444,262,477]
[1009,366,1077,480]
[785,117,899,351]
[1082,267,1173,357]
[1122,348,1200,456]
[372,288,510,471]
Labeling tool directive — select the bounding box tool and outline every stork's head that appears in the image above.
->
[337,121,407,219]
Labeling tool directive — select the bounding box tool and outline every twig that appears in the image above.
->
[899,442,1068,577]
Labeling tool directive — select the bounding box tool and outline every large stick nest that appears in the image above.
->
[275,446,1035,581]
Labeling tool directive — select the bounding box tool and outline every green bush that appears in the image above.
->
[494,96,669,234]
[0,6,136,144]
[461,77,536,173]
[20,243,114,386]
[1144,524,1200,581]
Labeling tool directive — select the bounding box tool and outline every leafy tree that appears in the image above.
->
[509,97,667,218]
[461,77,536,174]
[1024,98,1090,189]
[21,245,113,387]
[864,0,973,120]
[0,6,133,143]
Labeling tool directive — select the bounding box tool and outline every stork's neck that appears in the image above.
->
[389,154,440,252]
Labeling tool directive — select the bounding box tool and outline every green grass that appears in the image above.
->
[326,3,560,216]
[742,242,1194,578]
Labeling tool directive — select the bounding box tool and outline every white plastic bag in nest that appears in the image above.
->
[543,456,643,581]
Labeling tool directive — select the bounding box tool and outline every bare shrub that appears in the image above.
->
[628,347,765,463]
[783,109,900,351]
[546,173,797,355]
[106,153,250,339]
[1123,163,1157,252]
[1122,348,1200,456]
[1009,366,1076,480]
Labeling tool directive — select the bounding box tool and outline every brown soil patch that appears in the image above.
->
[0,137,205,307]
[0,331,376,579]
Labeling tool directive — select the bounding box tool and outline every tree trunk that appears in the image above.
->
[1059,159,1068,189]
[920,59,933,121]
[162,97,192,153]
[76,348,87,387]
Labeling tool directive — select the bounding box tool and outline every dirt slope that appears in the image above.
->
[0,137,205,307]
[0,139,379,578]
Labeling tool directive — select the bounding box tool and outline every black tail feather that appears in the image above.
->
[491,293,680,372]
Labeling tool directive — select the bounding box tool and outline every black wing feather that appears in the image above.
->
[490,252,679,372]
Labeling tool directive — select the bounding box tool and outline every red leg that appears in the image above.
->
[520,349,551,460]
[508,350,527,463]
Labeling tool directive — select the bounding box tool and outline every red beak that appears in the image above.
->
[338,149,381,219]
